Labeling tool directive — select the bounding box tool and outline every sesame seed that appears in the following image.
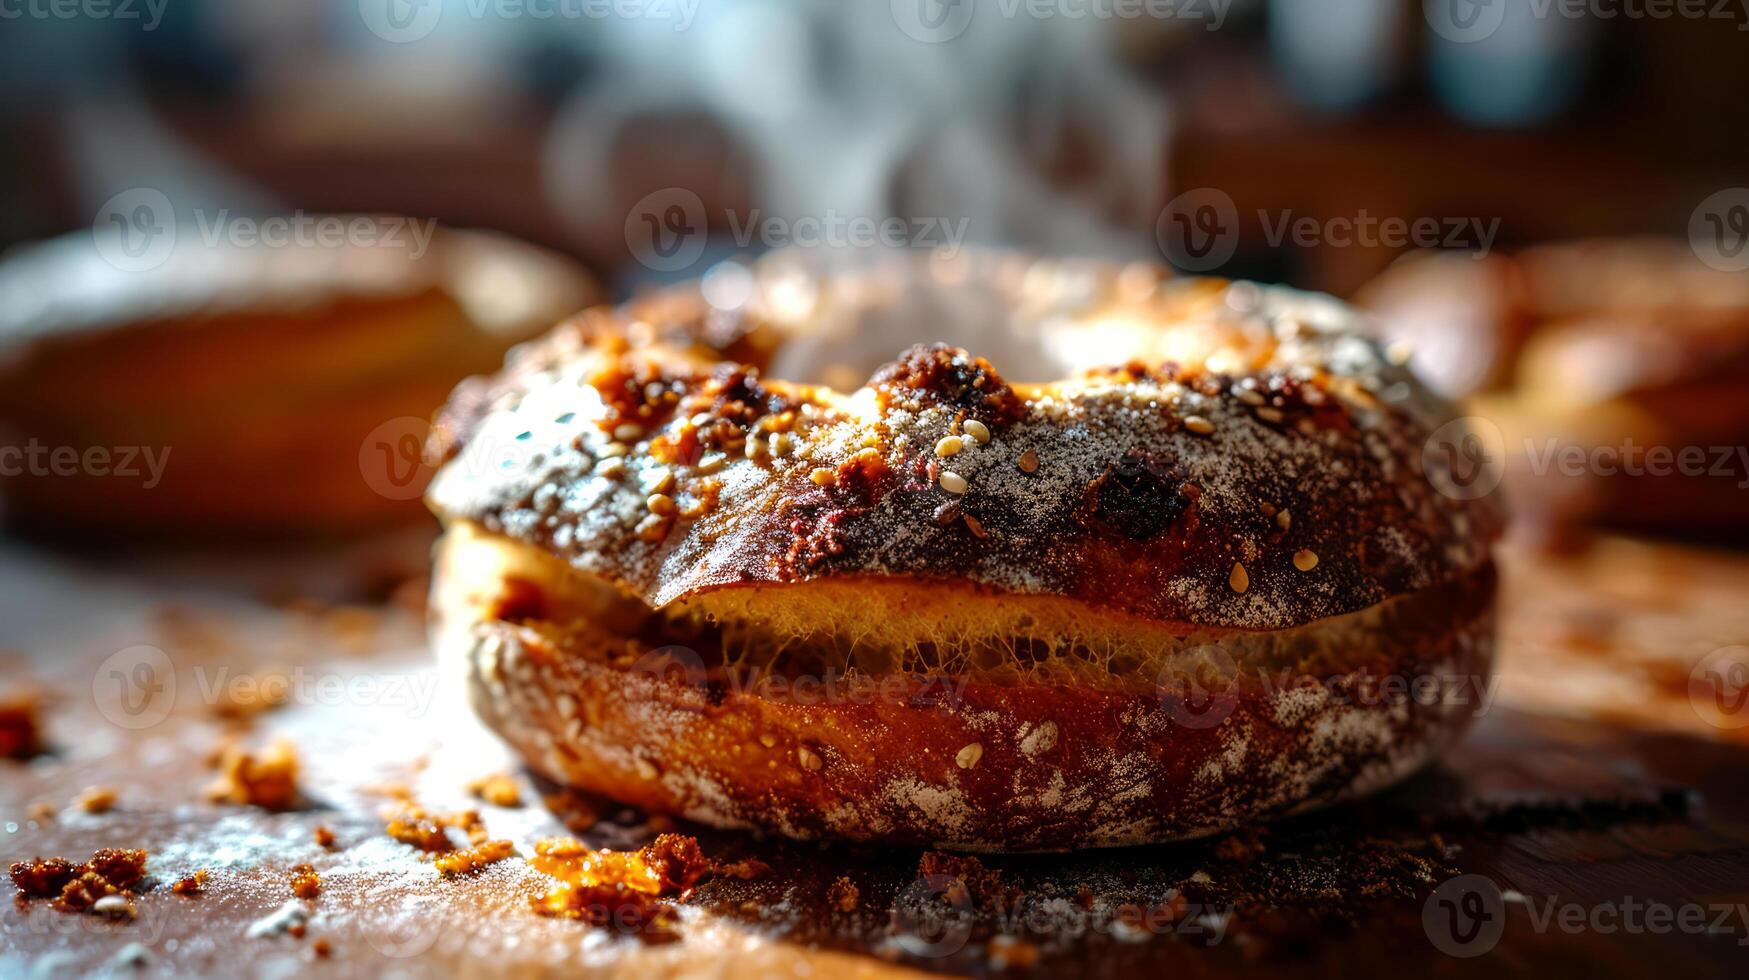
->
[1255,407,1284,424]
[955,743,983,769]
[809,468,837,487]
[647,493,675,516]
[613,423,642,442]
[1276,510,1291,531]
[939,471,968,494]
[697,453,725,473]
[646,467,675,494]
[635,514,668,542]
[962,419,991,444]
[962,513,987,538]
[935,435,964,457]
[689,412,713,427]
[602,442,630,458]
[1386,340,1415,365]
[797,746,824,771]
[1017,449,1040,473]
[758,734,777,748]
[596,458,627,479]
[1229,562,1249,594]
[1293,549,1319,571]
[1236,390,1265,406]
[1184,415,1215,436]
[634,759,659,780]
[770,432,794,457]
[745,437,766,459]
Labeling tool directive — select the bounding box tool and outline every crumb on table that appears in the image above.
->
[435,839,517,877]
[466,772,524,808]
[206,740,302,810]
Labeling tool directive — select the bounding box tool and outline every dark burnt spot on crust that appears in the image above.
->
[701,365,793,429]
[778,451,898,575]
[1081,451,1193,542]
[869,344,1025,427]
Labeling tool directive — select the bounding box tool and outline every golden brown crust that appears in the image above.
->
[429,254,1502,631]
[433,523,1497,850]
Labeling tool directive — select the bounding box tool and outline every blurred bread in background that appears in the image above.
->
[1358,239,1749,538]
[0,222,594,543]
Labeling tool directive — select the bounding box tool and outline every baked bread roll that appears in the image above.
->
[427,252,1503,850]
[0,222,593,541]
[1357,239,1749,536]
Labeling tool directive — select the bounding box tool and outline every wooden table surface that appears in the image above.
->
[2,530,1747,978]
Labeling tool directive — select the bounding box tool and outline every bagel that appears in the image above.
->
[427,251,1504,851]
[0,222,593,541]
[1357,238,1749,537]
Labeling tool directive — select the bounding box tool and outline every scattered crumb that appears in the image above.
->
[384,802,488,852]
[27,802,54,824]
[290,864,321,900]
[434,840,516,877]
[74,786,118,814]
[466,773,524,808]
[206,740,301,810]
[0,689,44,759]
[917,851,1017,912]
[171,870,207,897]
[529,833,708,940]
[311,938,332,959]
[10,848,149,915]
[314,825,337,849]
[827,876,860,913]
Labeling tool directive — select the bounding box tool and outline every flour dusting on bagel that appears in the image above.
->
[427,250,1503,851]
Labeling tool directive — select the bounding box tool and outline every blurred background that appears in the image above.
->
[2,0,1746,295]
[2,0,1749,553]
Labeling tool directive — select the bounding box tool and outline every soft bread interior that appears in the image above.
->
[437,520,1483,693]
